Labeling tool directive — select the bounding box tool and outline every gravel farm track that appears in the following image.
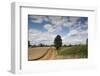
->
[28,47,57,61]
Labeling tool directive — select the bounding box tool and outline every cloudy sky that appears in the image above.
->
[28,15,88,45]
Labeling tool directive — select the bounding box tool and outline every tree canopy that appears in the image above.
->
[54,35,62,50]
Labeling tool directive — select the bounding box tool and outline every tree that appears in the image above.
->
[39,43,44,47]
[86,39,88,45]
[63,44,67,47]
[28,41,31,47]
[54,35,62,50]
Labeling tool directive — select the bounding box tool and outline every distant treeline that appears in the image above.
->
[28,42,86,48]
[28,38,88,48]
[31,43,54,47]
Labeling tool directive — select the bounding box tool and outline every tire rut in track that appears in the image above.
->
[28,47,56,61]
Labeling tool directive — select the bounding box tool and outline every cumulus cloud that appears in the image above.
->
[62,29,88,45]
[28,28,56,45]
[28,15,88,45]
[48,16,63,25]
[44,24,52,31]
[63,17,79,27]
[44,23,62,33]
[43,16,81,34]
[29,15,47,23]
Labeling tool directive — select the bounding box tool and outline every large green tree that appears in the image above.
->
[54,35,62,50]
[28,41,31,47]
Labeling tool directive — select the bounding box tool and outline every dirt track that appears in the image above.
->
[28,47,57,61]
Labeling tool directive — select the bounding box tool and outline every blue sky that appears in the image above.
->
[28,15,88,45]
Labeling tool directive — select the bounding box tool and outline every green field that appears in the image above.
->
[57,45,88,59]
[28,45,88,60]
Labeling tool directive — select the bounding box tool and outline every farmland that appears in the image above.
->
[28,44,88,61]
[57,45,88,59]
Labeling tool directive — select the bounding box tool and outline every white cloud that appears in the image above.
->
[48,16,63,25]
[29,15,88,45]
[44,16,80,34]
[29,28,56,45]
[29,29,41,34]
[63,17,79,27]
[44,24,52,30]
[62,29,88,45]
[67,30,79,37]
[29,16,83,33]
[62,36,85,45]
[44,23,62,33]
[29,28,87,45]
[44,24,55,33]
[29,15,46,23]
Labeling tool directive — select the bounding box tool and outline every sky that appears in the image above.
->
[28,15,88,45]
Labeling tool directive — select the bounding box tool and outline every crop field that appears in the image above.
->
[57,45,88,59]
[28,45,88,61]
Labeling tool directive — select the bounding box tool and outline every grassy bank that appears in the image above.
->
[58,45,88,58]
